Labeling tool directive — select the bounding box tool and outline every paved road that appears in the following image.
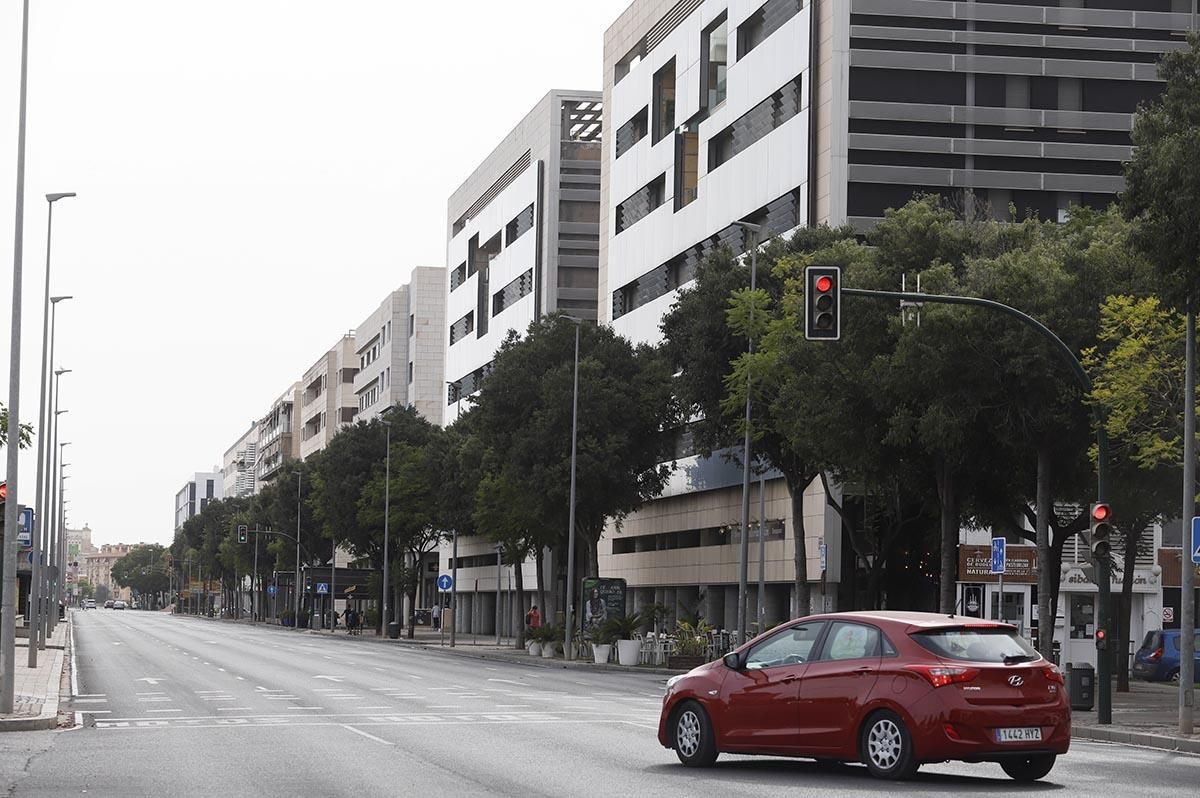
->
[1,610,1198,796]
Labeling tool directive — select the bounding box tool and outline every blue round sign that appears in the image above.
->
[266,585,277,596]
[437,574,453,591]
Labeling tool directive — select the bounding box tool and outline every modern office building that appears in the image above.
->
[353,267,447,426]
[174,471,224,531]
[596,0,1192,632]
[299,333,359,461]
[443,89,603,427]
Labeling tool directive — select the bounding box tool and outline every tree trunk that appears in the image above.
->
[1036,446,1053,658]
[514,555,526,649]
[935,458,958,614]
[536,547,547,633]
[785,473,810,617]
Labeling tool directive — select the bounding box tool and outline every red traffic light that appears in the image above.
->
[0,481,6,502]
[1092,503,1110,522]
[815,275,833,293]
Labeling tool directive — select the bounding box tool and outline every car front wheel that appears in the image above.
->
[672,700,718,767]
[861,710,918,780]
[1000,754,1056,782]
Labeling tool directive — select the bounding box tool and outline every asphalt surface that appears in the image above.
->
[1,610,1198,796]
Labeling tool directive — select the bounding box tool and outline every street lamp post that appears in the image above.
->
[731,220,763,642]
[2,0,33,716]
[28,191,74,666]
[562,317,583,660]
[445,381,461,647]
[48,412,67,634]
[381,417,392,635]
[45,367,70,638]
[294,471,302,630]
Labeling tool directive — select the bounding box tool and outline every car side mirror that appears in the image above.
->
[723,652,743,670]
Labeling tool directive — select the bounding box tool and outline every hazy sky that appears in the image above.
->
[0,1,628,547]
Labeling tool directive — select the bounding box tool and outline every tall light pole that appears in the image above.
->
[38,299,69,649]
[294,471,302,630]
[2,0,33,716]
[380,414,393,634]
[46,368,70,637]
[731,220,762,643]
[562,316,583,660]
[444,381,461,648]
[47,411,67,634]
[28,191,74,667]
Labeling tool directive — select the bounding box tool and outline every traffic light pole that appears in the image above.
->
[844,287,1112,723]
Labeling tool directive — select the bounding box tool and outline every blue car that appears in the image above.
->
[1132,629,1200,682]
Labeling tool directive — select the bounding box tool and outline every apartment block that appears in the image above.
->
[353,267,447,426]
[221,422,259,499]
[299,333,359,461]
[174,471,223,531]
[256,384,301,485]
[444,89,603,426]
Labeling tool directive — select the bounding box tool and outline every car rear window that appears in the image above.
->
[1141,631,1161,650]
[913,627,1039,663]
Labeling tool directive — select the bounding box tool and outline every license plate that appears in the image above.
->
[996,727,1042,743]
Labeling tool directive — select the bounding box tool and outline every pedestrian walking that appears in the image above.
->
[525,604,542,631]
[432,602,441,630]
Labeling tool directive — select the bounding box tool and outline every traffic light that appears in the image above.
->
[1095,628,1108,650]
[805,265,841,341]
[237,524,248,544]
[1089,502,1112,560]
[0,480,6,504]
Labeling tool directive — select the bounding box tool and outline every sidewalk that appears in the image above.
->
[0,616,70,732]
[1073,679,1200,755]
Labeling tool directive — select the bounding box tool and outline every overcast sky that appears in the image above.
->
[0,0,627,547]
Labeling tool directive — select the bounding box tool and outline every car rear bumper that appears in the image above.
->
[917,703,1071,762]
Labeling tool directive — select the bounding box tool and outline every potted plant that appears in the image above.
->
[541,624,564,658]
[586,622,618,664]
[669,619,713,671]
[602,612,644,666]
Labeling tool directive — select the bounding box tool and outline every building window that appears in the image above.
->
[505,203,535,246]
[708,74,802,172]
[1005,75,1031,109]
[408,362,413,384]
[449,312,474,345]
[614,41,645,85]
[409,314,415,337]
[450,262,467,291]
[675,129,699,210]
[738,0,802,59]
[492,269,534,317]
[615,174,666,234]
[615,107,648,160]
[652,59,676,145]
[702,13,728,111]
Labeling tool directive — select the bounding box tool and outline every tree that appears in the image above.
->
[472,315,676,613]
[0,405,32,449]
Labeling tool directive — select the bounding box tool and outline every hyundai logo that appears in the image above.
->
[1008,675,1024,687]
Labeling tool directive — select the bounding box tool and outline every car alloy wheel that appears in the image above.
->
[861,710,918,780]
[672,700,718,767]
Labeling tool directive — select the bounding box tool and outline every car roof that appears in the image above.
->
[802,610,1016,631]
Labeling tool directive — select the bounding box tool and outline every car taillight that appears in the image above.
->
[905,664,980,688]
[1043,665,1064,685]
[1148,647,1163,662]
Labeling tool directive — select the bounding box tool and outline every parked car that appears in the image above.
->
[1132,629,1200,682]
[658,610,1070,782]
[83,599,96,609]
[112,600,126,610]
[103,600,114,609]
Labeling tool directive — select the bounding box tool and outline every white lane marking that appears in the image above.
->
[359,706,391,710]
[218,668,226,672]
[73,698,108,703]
[373,667,385,672]
[194,691,226,694]
[236,676,246,681]
[136,691,166,695]
[146,709,183,714]
[112,642,122,646]
[82,710,112,714]
[405,674,423,680]
[313,688,343,692]
[75,694,105,698]
[342,725,394,746]
[427,705,462,709]
[495,705,532,709]
[286,707,323,710]
[202,697,236,701]
[486,678,529,687]
[217,707,254,712]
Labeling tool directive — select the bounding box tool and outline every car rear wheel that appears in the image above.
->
[672,701,718,767]
[1000,754,1056,782]
[861,710,918,780]
[1169,669,1180,683]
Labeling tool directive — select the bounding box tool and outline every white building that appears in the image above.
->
[353,267,447,426]
[299,333,359,461]
[221,422,259,499]
[174,470,224,530]
[256,384,301,486]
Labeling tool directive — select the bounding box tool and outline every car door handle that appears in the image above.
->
[853,667,873,675]
[779,675,799,684]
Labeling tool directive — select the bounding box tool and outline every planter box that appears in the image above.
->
[541,642,558,658]
[616,639,641,666]
[669,655,708,671]
[592,643,612,664]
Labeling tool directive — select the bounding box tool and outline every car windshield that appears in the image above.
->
[913,627,1040,663]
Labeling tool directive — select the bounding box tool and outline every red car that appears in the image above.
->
[658,610,1070,781]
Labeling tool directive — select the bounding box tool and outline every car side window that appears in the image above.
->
[745,623,825,670]
[819,622,881,661]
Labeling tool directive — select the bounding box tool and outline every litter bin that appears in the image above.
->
[386,621,401,639]
[1066,662,1094,711]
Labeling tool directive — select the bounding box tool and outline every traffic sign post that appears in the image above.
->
[991,537,1006,624]
[437,574,453,646]
[1191,516,1200,565]
[436,574,453,592]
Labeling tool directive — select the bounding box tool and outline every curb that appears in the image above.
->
[404,643,683,677]
[0,714,59,732]
[1073,725,1200,755]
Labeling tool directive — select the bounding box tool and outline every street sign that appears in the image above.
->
[266,585,277,596]
[990,537,1006,575]
[1191,516,1200,565]
[818,541,828,572]
[437,574,453,591]
[316,582,329,594]
[17,507,33,546]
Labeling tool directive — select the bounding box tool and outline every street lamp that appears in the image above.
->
[46,368,71,638]
[294,471,302,631]
[561,315,583,661]
[731,220,763,643]
[379,406,397,635]
[28,190,74,667]
[2,0,34,715]
[445,381,462,647]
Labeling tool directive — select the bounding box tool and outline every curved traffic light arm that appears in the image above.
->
[251,528,316,566]
[842,287,1109,502]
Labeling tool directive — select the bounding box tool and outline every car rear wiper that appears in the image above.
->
[1003,654,1036,665]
